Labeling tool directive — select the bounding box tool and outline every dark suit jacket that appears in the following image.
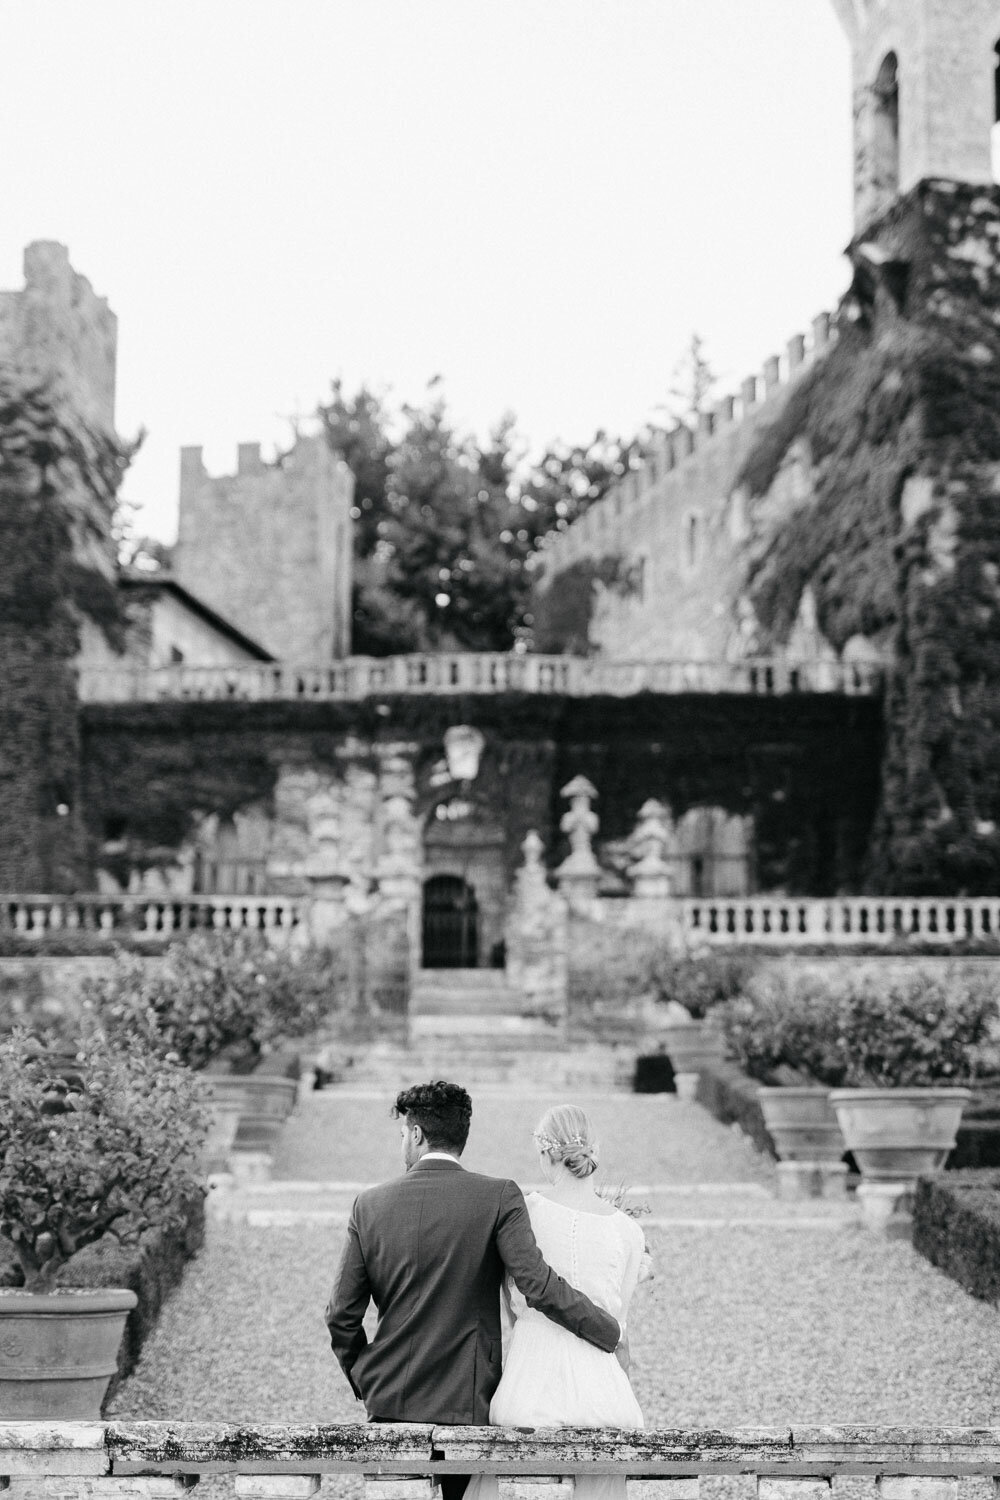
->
[324,1157,620,1423]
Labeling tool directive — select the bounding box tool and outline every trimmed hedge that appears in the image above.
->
[913,1169,1000,1307]
[0,1187,204,1408]
[694,1062,776,1158]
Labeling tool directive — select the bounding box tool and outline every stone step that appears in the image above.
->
[409,1013,562,1040]
[410,990,524,1016]
[416,968,510,990]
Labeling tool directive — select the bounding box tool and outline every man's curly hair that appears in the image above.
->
[393,1081,472,1154]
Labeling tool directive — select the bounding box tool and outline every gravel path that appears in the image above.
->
[106,1090,1000,1497]
[271,1090,779,1187]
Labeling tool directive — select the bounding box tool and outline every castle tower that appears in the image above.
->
[830,0,1000,230]
[0,241,117,434]
[173,433,355,662]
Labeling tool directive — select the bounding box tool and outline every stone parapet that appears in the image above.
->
[3,1422,1000,1493]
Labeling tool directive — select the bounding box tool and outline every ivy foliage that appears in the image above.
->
[736,182,1000,893]
[529,554,635,655]
[0,375,132,890]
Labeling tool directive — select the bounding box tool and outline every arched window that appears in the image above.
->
[992,39,1000,182]
[871,51,900,199]
[682,511,701,572]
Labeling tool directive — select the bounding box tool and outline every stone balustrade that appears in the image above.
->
[682,895,1000,946]
[77,653,883,704]
[3,1422,1000,1498]
[6,894,1000,950]
[0,893,303,939]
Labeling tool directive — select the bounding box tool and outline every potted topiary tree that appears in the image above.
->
[0,1025,207,1416]
[825,968,994,1231]
[650,951,755,1100]
[82,934,341,1170]
[716,967,848,1197]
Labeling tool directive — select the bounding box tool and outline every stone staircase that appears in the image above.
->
[317,968,639,1090]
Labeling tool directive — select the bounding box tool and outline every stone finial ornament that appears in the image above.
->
[556,775,600,908]
[628,798,674,898]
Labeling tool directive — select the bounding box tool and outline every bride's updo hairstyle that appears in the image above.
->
[533,1104,599,1178]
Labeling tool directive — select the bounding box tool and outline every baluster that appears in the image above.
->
[877,1480,958,1500]
[29,904,46,937]
[363,1481,439,1500]
[236,1479,321,1500]
[13,902,28,934]
[99,904,115,935]
[498,1483,574,1500]
[759,1482,831,1500]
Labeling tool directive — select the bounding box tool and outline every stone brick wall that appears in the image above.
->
[174,433,354,662]
[0,241,117,435]
[534,318,837,662]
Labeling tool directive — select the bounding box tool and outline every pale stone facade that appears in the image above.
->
[79,576,273,675]
[174,434,354,663]
[829,0,1000,231]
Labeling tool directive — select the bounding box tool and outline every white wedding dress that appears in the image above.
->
[467,1192,646,1500]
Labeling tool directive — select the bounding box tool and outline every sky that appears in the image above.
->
[0,0,855,542]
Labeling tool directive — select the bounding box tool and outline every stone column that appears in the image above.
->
[555,776,601,913]
[304,863,351,943]
[505,830,568,1023]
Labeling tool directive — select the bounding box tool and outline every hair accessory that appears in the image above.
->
[534,1131,589,1152]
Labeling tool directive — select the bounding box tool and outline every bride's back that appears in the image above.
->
[520,1192,644,1321]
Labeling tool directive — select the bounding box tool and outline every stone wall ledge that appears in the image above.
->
[4,1424,1000,1480]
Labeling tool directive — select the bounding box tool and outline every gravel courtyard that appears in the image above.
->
[108,1088,1000,1495]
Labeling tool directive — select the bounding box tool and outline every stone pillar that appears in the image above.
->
[498,1484,574,1500]
[506,830,568,1022]
[364,1480,440,1500]
[555,776,601,913]
[235,1481,321,1500]
[304,865,351,943]
[628,799,674,898]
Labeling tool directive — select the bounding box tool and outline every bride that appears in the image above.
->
[466,1104,646,1500]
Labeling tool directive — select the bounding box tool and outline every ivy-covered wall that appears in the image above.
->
[529,554,633,655]
[80,690,881,896]
[0,378,128,890]
[738,180,1000,894]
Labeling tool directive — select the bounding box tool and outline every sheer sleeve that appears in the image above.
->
[618,1218,647,1333]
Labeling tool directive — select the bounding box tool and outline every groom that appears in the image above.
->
[325,1080,620,1487]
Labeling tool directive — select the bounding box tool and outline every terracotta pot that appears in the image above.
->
[0,1286,137,1418]
[204,1073,298,1168]
[828,1087,971,1184]
[757,1086,845,1163]
[205,1074,298,1120]
[660,1020,725,1075]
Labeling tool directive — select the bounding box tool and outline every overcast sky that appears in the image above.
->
[1,0,854,541]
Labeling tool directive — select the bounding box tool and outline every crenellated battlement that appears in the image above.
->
[0,240,117,431]
[174,431,355,663]
[538,308,836,580]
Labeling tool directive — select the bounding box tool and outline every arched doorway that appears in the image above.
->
[422,874,479,968]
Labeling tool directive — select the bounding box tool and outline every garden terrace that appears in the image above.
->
[5,1422,1000,1495]
[77,653,882,704]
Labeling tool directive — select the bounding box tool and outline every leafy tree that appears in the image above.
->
[665,331,717,425]
[315,381,646,654]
